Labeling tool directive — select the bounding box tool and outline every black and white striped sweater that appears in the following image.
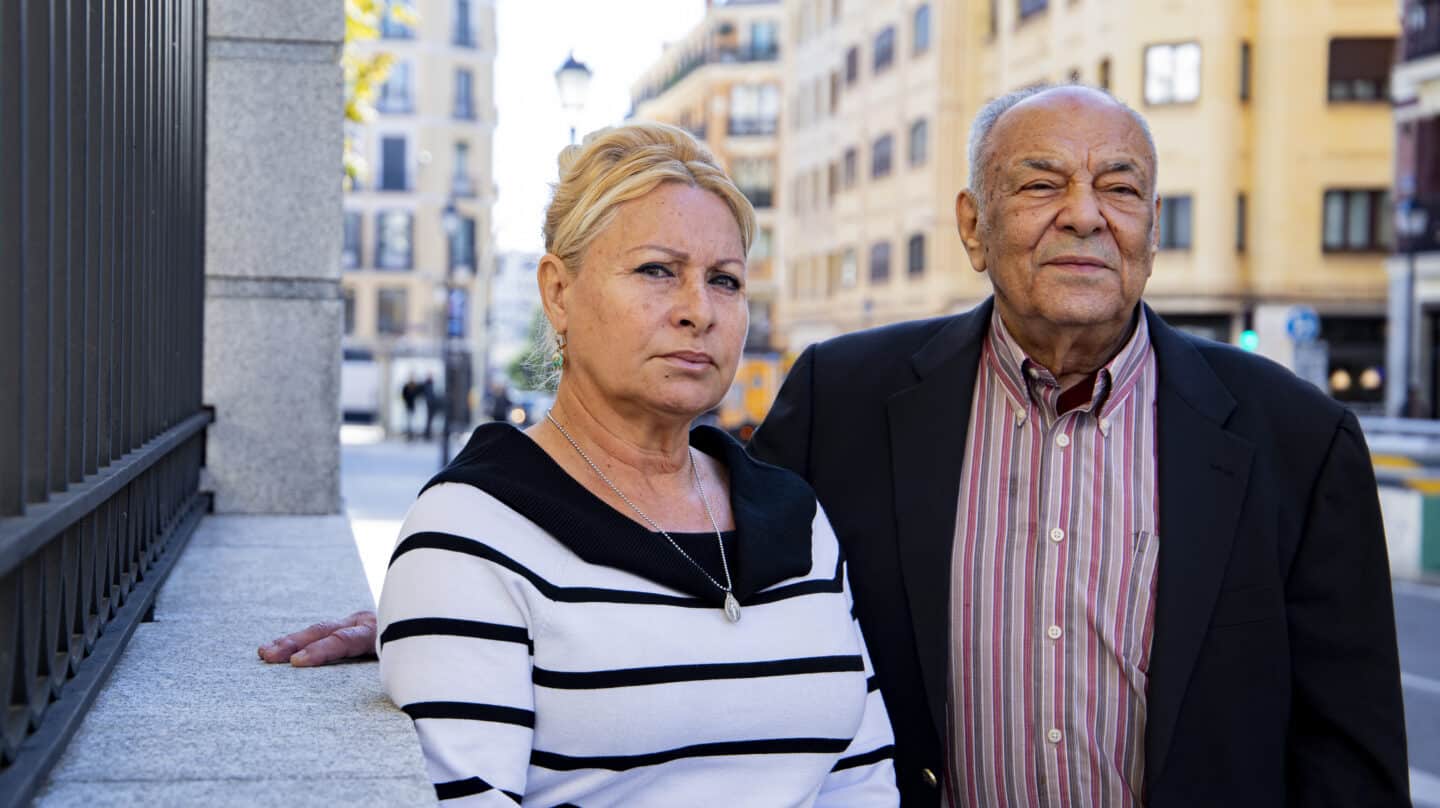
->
[377,424,897,806]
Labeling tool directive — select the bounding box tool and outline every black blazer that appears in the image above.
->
[750,299,1410,807]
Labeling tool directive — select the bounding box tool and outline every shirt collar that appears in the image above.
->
[984,307,1153,430]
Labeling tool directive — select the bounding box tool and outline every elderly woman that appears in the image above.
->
[361,123,895,806]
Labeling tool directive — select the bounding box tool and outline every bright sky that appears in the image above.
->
[492,0,707,253]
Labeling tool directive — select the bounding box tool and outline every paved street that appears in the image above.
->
[338,431,1440,802]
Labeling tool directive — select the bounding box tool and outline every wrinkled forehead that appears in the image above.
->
[992,98,1154,177]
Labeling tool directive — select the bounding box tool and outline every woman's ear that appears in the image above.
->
[537,253,571,336]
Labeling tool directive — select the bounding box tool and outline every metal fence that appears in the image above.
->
[0,1,211,804]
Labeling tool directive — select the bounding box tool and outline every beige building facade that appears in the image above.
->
[342,0,497,427]
[779,0,1397,411]
[630,0,785,351]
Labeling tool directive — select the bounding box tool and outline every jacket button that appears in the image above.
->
[921,768,939,788]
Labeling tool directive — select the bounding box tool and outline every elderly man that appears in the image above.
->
[263,86,1409,806]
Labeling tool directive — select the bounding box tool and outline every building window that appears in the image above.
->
[453,216,477,272]
[1323,189,1393,251]
[729,83,780,135]
[376,210,414,269]
[378,61,413,113]
[733,158,775,208]
[988,0,998,37]
[830,71,841,115]
[1144,42,1201,105]
[841,248,858,287]
[1240,41,1251,102]
[870,241,892,282]
[845,46,860,84]
[1099,57,1111,91]
[843,147,858,188]
[828,161,839,203]
[1158,195,1193,250]
[874,26,896,73]
[909,119,929,167]
[453,0,476,47]
[377,288,408,335]
[453,141,474,196]
[1236,193,1247,252]
[342,211,362,269]
[750,20,779,59]
[454,68,475,119]
[381,0,414,39]
[913,4,932,55]
[907,233,926,276]
[1019,0,1047,20]
[1327,38,1394,102]
[343,287,356,335]
[1066,68,1082,83]
[871,134,894,178]
[379,136,408,191]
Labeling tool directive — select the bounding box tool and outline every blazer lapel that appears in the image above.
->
[886,298,993,741]
[1142,307,1255,795]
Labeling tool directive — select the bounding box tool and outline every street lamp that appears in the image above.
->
[438,198,472,469]
[1395,196,1429,416]
[554,51,593,145]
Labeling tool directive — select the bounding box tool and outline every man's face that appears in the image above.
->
[958,89,1159,332]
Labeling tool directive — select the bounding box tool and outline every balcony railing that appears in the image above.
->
[1404,1,1440,61]
[729,117,778,137]
[631,42,781,108]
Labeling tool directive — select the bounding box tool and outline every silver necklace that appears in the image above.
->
[545,411,741,623]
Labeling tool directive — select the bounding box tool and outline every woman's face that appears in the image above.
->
[550,182,748,421]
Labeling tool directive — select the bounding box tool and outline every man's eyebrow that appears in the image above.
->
[1019,158,1062,172]
[1096,160,1143,176]
[627,244,745,268]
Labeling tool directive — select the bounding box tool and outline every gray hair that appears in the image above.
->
[966,84,1158,213]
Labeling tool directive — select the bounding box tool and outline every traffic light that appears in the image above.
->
[1239,329,1260,352]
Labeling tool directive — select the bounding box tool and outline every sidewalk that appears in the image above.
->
[32,430,438,807]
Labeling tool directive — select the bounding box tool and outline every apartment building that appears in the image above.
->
[779,0,1397,411]
[342,0,497,425]
[1392,0,1440,416]
[630,0,785,351]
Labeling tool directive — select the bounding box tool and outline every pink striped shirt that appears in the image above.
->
[948,310,1160,807]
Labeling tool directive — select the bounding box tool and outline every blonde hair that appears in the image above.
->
[542,122,756,273]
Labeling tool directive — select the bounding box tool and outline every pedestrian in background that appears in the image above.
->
[400,376,419,441]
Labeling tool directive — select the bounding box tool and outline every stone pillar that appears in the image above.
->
[202,1,343,514]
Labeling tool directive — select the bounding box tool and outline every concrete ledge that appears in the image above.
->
[34,515,433,807]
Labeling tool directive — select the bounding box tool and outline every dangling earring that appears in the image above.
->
[551,333,567,371]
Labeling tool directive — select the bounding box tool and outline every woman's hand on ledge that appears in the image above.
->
[258,610,378,666]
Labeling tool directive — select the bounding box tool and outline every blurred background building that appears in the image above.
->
[1393,0,1440,418]
[341,0,497,432]
[779,0,1398,413]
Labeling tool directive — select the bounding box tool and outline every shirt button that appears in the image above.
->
[920,768,939,788]
[1047,728,1063,744]
[1047,625,1063,640]
[1049,528,1065,543]
[1055,433,1070,448]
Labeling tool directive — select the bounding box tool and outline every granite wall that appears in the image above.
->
[202,0,343,514]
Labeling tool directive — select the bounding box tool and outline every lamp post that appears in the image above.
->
[554,51,593,145]
[439,198,472,469]
[1395,196,1428,417]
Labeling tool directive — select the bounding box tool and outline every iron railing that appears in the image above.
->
[0,1,211,804]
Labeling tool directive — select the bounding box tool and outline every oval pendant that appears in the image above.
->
[723,592,742,623]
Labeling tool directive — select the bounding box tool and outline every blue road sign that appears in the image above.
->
[1285,305,1320,343]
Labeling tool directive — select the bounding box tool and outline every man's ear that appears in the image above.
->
[956,190,987,273]
[537,253,572,336]
[1150,195,1163,257]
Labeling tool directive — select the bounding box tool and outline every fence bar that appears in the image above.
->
[0,0,24,517]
